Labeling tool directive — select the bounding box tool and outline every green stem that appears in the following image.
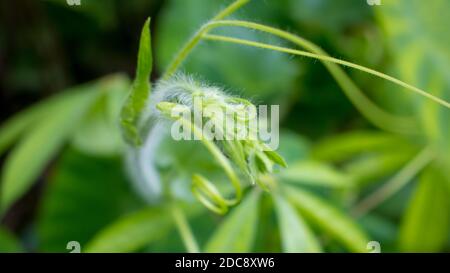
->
[203,33,450,110]
[352,145,435,217]
[171,205,200,253]
[204,20,431,133]
[162,0,250,79]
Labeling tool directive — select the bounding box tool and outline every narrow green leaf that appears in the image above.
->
[0,91,85,156]
[0,89,98,214]
[205,191,260,252]
[312,131,408,162]
[280,161,353,188]
[286,186,369,252]
[273,194,321,253]
[120,18,153,146]
[399,167,450,252]
[85,207,172,253]
[0,227,23,253]
[343,151,415,186]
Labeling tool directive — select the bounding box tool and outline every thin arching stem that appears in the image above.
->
[162,0,250,79]
[163,17,450,134]
[203,34,450,110]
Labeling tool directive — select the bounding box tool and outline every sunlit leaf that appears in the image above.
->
[286,186,369,252]
[279,161,353,188]
[312,131,409,162]
[343,150,415,186]
[273,194,321,253]
[0,88,98,214]
[399,166,450,252]
[205,190,260,252]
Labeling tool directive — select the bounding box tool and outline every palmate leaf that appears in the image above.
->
[285,186,369,253]
[0,90,86,156]
[0,89,98,215]
[120,18,153,146]
[273,194,321,253]
[0,75,128,215]
[399,166,450,252]
[205,190,260,253]
[85,207,172,253]
[37,148,141,252]
[279,161,353,189]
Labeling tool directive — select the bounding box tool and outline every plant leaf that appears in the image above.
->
[72,79,129,156]
[0,91,86,156]
[85,207,172,253]
[120,18,153,146]
[205,190,260,252]
[273,194,321,253]
[279,161,353,189]
[377,0,450,164]
[37,148,141,252]
[399,166,450,252]
[312,131,409,163]
[286,186,369,252]
[0,89,98,214]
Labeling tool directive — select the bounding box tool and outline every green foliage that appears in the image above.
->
[273,194,321,253]
[399,167,450,252]
[0,75,129,215]
[279,161,353,189]
[0,0,449,254]
[286,186,369,253]
[377,0,450,163]
[156,0,299,102]
[205,191,260,252]
[0,88,97,214]
[37,148,141,252]
[85,207,172,253]
[120,18,153,146]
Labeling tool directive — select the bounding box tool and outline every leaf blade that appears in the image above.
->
[120,18,153,146]
[273,194,321,253]
[286,186,369,252]
[205,191,260,253]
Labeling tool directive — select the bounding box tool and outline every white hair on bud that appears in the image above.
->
[148,73,231,119]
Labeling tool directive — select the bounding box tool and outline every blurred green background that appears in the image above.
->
[0,0,449,253]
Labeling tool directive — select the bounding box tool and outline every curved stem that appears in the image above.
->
[163,17,450,134]
[179,117,243,213]
[162,0,250,79]
[203,34,450,110]
[171,205,200,253]
[352,145,435,217]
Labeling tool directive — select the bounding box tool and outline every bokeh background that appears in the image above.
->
[0,0,449,253]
